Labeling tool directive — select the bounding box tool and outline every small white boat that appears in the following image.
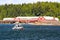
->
[12,24,23,30]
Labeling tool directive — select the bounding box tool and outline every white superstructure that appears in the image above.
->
[16,16,39,20]
[43,16,59,21]
[3,16,59,22]
[3,18,14,21]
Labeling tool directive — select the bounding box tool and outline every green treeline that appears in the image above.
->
[0,2,60,19]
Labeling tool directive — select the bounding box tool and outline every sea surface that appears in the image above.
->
[0,24,60,40]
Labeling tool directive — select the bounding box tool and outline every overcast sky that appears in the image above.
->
[0,0,60,5]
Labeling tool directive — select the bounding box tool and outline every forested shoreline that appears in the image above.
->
[0,2,60,19]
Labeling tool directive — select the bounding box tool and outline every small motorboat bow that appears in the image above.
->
[12,24,24,30]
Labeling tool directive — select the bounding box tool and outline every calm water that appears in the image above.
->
[0,24,60,40]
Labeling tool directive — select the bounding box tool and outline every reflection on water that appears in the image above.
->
[0,24,60,40]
